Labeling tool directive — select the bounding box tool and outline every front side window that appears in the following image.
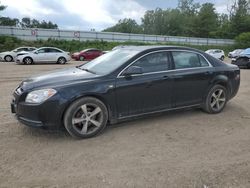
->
[132,52,169,73]
[172,51,209,69]
[37,49,46,53]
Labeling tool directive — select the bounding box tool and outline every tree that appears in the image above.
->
[0,1,6,12]
[230,0,250,36]
[193,3,218,37]
[103,18,142,34]
[0,17,19,26]
[178,0,200,15]
[235,32,250,48]
[20,17,58,29]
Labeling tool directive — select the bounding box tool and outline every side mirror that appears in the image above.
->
[122,66,143,76]
[34,51,38,54]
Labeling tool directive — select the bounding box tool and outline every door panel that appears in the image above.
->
[115,73,173,117]
[172,68,213,107]
[171,51,214,107]
[115,51,173,118]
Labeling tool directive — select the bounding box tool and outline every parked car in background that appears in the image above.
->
[0,47,37,62]
[232,48,250,68]
[15,47,71,65]
[11,46,240,138]
[228,49,244,58]
[205,49,225,60]
[71,49,103,61]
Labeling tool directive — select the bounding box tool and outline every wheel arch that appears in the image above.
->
[4,54,13,61]
[206,75,232,99]
[60,94,112,127]
[23,56,33,63]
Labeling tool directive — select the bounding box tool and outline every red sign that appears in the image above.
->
[74,31,80,38]
[31,30,37,36]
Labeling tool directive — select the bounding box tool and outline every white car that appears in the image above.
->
[228,49,244,58]
[16,47,71,65]
[205,49,225,61]
[0,47,37,62]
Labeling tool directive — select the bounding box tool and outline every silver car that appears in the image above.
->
[0,47,36,62]
[16,47,71,65]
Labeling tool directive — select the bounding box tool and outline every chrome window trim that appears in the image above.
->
[117,49,213,78]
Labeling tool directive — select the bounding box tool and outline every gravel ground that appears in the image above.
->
[0,60,250,188]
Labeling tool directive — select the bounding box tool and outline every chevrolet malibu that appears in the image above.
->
[11,46,240,138]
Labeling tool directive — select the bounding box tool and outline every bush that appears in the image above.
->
[235,32,250,49]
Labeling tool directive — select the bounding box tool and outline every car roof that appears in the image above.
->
[117,45,204,53]
[37,47,63,51]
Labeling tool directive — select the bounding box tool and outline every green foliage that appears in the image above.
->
[0,1,6,12]
[231,0,250,36]
[194,3,218,38]
[103,18,142,34]
[0,2,57,29]
[103,0,250,39]
[0,36,235,55]
[235,32,250,48]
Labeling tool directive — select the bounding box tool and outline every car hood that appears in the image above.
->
[20,67,100,90]
[0,51,12,55]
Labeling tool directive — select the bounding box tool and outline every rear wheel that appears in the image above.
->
[57,57,66,64]
[23,57,33,65]
[203,85,227,114]
[4,55,13,62]
[64,97,108,138]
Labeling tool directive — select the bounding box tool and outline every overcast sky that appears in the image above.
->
[1,0,232,31]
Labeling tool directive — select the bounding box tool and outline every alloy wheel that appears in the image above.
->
[25,58,32,64]
[72,103,103,135]
[58,57,66,64]
[5,56,12,62]
[210,89,226,111]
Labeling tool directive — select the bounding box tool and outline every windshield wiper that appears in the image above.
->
[77,66,96,74]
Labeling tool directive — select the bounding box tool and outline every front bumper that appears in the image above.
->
[11,94,66,129]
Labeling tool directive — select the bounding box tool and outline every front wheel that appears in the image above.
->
[203,85,227,114]
[79,56,85,61]
[220,56,225,61]
[23,57,33,65]
[64,97,108,138]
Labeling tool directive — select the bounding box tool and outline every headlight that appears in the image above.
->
[25,89,57,104]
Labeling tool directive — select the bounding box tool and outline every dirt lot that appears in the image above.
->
[0,60,250,188]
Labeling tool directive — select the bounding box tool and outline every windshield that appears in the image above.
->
[79,49,139,75]
[242,48,250,55]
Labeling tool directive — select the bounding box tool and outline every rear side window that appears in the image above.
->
[172,51,209,69]
[49,48,61,53]
[133,52,170,73]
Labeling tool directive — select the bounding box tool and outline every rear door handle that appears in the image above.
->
[204,71,212,75]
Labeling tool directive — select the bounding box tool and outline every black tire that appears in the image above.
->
[220,56,225,61]
[23,57,33,65]
[203,85,228,114]
[4,55,13,62]
[64,97,108,138]
[57,57,66,64]
[79,56,85,61]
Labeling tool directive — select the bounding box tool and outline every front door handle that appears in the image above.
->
[162,75,171,80]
